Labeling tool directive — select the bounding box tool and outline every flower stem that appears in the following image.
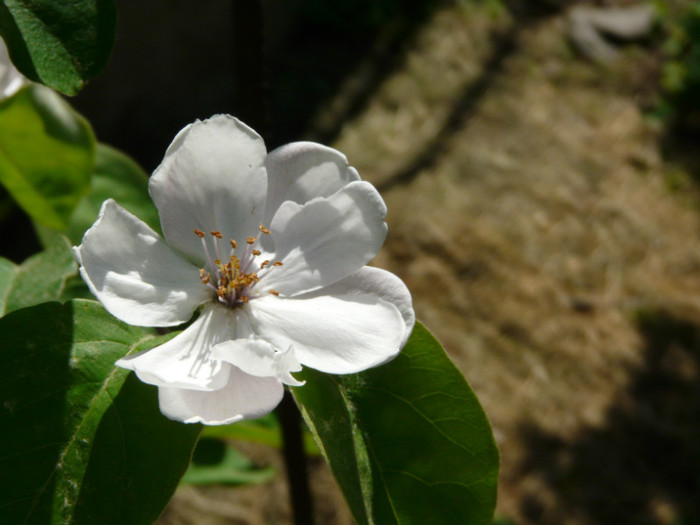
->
[278,391,315,525]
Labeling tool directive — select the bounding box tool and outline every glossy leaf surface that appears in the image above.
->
[0,300,200,524]
[0,85,94,229]
[0,233,76,315]
[293,322,499,525]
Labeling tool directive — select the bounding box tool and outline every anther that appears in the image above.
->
[230,239,238,249]
[259,225,271,235]
[211,230,223,238]
[260,260,270,268]
[246,236,257,244]
[273,261,284,267]
[252,249,261,256]
[269,289,280,296]
[240,296,249,303]
[194,228,205,238]
[217,286,226,298]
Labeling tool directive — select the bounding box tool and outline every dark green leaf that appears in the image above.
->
[292,322,499,525]
[0,300,200,525]
[65,143,160,245]
[0,0,117,94]
[0,85,95,229]
[0,233,76,315]
[73,374,200,524]
[181,438,276,486]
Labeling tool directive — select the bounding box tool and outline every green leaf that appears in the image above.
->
[0,0,117,95]
[0,85,95,229]
[0,233,76,316]
[292,322,499,525]
[65,143,160,245]
[0,300,200,525]
[181,438,276,486]
[201,412,320,456]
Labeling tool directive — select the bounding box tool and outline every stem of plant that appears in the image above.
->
[231,3,312,522]
[278,391,315,525]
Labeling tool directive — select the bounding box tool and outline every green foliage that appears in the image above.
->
[181,438,276,485]
[65,143,161,245]
[0,85,95,230]
[201,412,320,455]
[0,0,116,95]
[0,233,76,315]
[32,142,159,302]
[293,322,499,525]
[0,300,200,525]
[658,1,700,126]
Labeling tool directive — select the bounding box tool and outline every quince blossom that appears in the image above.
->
[74,115,414,425]
[0,38,28,99]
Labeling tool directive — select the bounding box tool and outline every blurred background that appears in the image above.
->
[4,0,700,523]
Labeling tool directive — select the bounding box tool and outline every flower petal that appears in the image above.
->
[0,38,28,98]
[149,115,268,264]
[212,338,304,386]
[301,266,415,347]
[263,181,387,295]
[157,369,284,425]
[116,305,234,391]
[263,142,360,226]
[248,293,406,374]
[75,199,210,327]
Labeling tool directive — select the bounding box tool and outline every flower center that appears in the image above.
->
[194,226,282,308]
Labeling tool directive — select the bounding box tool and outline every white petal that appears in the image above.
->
[263,142,360,226]
[75,199,211,327]
[0,38,28,98]
[263,181,387,295]
[157,368,284,425]
[212,338,304,386]
[248,293,406,374]
[116,305,234,391]
[301,266,415,347]
[149,115,268,264]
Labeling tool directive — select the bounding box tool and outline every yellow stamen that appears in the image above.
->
[259,225,271,235]
[246,237,257,244]
[260,260,270,268]
[211,230,223,238]
[273,261,284,267]
[194,228,205,238]
[269,289,279,296]
[230,239,238,249]
[252,249,261,256]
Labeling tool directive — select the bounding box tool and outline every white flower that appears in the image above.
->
[74,115,414,425]
[0,37,28,99]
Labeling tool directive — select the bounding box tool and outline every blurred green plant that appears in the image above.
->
[656,1,700,129]
[181,438,276,486]
[0,85,95,230]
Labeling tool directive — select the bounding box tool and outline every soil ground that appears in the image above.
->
[157,3,700,524]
